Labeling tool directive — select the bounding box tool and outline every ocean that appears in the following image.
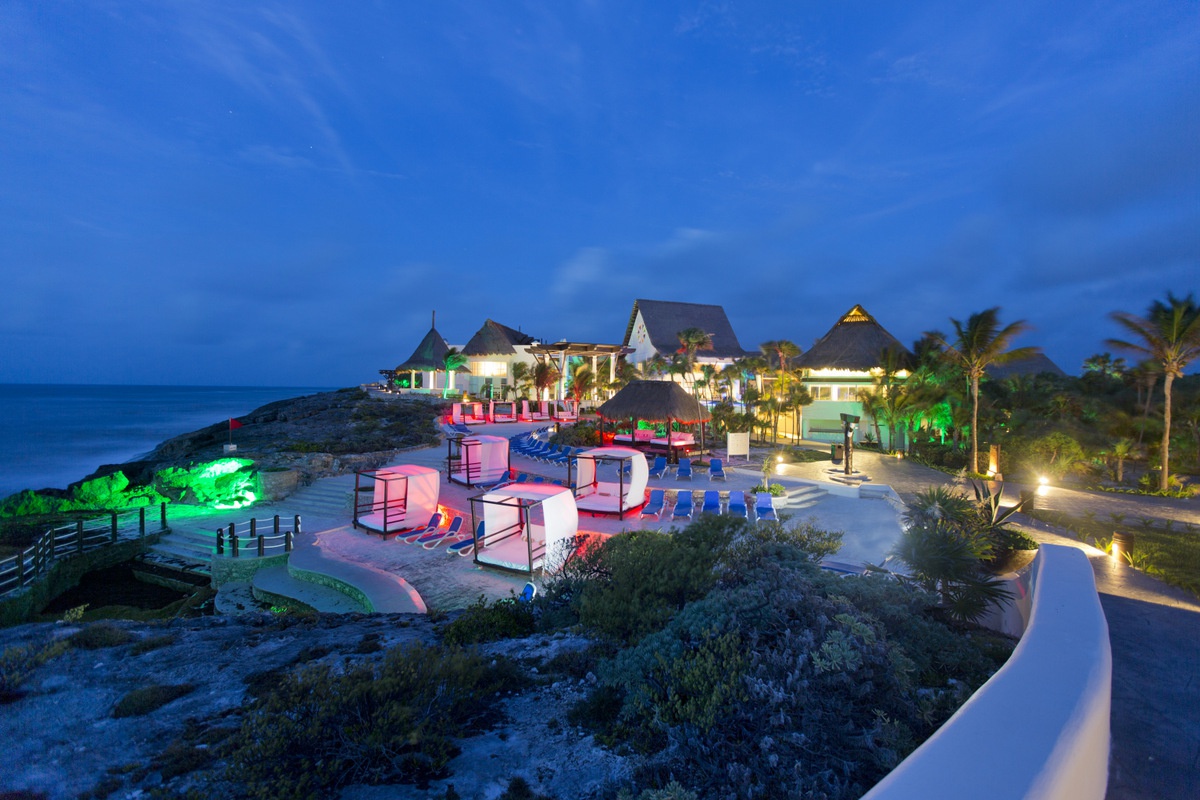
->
[0,385,338,500]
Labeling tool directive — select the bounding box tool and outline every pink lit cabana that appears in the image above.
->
[522,400,550,421]
[451,402,487,425]
[490,400,518,423]
[447,434,511,488]
[553,400,578,422]
[353,465,440,536]
[469,483,578,574]
[568,447,648,519]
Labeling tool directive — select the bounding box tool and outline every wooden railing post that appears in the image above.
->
[231,533,239,558]
[229,521,236,539]
[139,507,146,536]
[294,515,302,536]
[111,511,118,544]
[273,515,280,534]
[285,530,293,552]
[250,518,257,538]
[257,535,265,557]
[161,502,167,530]
[76,520,84,553]
[216,529,224,555]
[16,551,24,584]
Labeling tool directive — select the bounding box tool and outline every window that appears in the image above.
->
[808,385,832,401]
[475,361,507,377]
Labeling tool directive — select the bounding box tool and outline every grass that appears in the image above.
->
[112,683,196,718]
[1028,508,1200,597]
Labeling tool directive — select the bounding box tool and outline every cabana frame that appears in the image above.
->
[353,465,440,537]
[446,434,511,488]
[469,484,578,574]
[490,400,518,423]
[568,446,648,519]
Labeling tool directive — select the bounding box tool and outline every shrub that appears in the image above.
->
[112,683,195,718]
[441,595,535,645]
[0,639,68,701]
[550,421,602,447]
[69,623,136,650]
[228,643,523,799]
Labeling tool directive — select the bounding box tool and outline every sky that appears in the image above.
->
[1,1,1197,386]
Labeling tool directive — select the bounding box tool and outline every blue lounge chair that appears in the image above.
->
[518,582,537,603]
[727,491,748,519]
[402,512,442,543]
[708,458,726,481]
[421,515,463,549]
[647,456,670,479]
[448,522,482,557]
[755,494,778,523]
[701,490,721,515]
[675,458,693,480]
[640,489,665,520]
[673,491,693,520]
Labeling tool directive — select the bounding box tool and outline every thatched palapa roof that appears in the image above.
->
[623,299,751,360]
[462,319,537,357]
[396,326,451,371]
[596,380,711,423]
[794,305,913,372]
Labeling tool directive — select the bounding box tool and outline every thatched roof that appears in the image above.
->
[794,305,913,372]
[396,326,451,371]
[462,319,537,357]
[987,352,1066,380]
[623,299,751,360]
[595,380,712,423]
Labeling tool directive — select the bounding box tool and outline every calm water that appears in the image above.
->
[0,385,337,499]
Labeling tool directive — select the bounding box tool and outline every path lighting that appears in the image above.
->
[1037,475,1050,497]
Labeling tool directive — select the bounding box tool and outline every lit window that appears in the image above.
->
[474,361,508,377]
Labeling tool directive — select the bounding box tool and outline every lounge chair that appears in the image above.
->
[672,491,693,520]
[708,458,726,481]
[421,516,463,549]
[701,490,721,515]
[402,512,441,544]
[727,491,748,519]
[755,494,778,523]
[448,522,481,557]
[675,458,693,480]
[647,456,670,479]
[640,489,665,520]
[519,582,537,603]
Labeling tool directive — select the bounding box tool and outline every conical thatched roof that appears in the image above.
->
[987,352,1066,380]
[794,305,913,371]
[596,380,711,423]
[396,326,451,371]
[462,319,537,357]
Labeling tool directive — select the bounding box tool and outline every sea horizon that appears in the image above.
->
[0,384,344,500]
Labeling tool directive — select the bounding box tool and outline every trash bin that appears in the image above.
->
[831,444,844,462]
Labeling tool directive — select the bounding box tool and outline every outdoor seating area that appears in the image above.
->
[468,483,579,574]
[569,446,648,519]
[352,465,440,536]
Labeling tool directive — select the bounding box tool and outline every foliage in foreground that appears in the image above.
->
[228,643,523,800]
[440,594,535,645]
[543,517,1012,800]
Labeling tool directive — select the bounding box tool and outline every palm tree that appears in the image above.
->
[642,353,670,380]
[1110,438,1134,484]
[1107,293,1200,491]
[931,308,1039,474]
[570,364,595,405]
[759,340,802,393]
[676,327,714,389]
[509,361,533,400]
[532,361,561,402]
[441,347,467,399]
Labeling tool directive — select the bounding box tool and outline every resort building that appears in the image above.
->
[386,317,453,393]
[622,299,753,389]
[460,319,540,399]
[793,304,913,446]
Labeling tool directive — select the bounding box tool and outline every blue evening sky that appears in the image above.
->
[1,1,1196,386]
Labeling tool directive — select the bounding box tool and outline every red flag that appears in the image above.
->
[229,418,244,430]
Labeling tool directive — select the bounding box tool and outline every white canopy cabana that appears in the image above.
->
[353,465,440,536]
[552,400,578,422]
[469,483,578,574]
[448,434,511,487]
[569,446,648,519]
[451,402,486,425]
[490,400,518,423]
[522,400,550,421]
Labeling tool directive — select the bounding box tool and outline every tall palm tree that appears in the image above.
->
[931,308,1039,474]
[509,361,532,400]
[570,364,595,405]
[1107,293,1200,491]
[533,361,561,402]
[642,353,670,380]
[759,340,802,393]
[441,347,467,399]
[676,327,714,390]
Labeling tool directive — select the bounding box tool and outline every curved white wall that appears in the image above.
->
[863,544,1111,800]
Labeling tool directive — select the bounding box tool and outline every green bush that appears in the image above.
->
[112,683,195,718]
[550,421,602,447]
[228,643,524,799]
[587,533,1011,800]
[0,639,68,700]
[441,595,535,645]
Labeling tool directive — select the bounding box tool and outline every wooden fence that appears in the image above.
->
[0,504,169,597]
[215,514,302,559]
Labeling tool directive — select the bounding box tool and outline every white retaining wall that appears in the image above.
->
[863,544,1111,800]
